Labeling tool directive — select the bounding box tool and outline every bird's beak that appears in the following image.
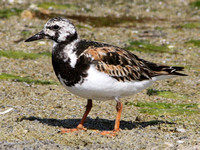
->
[25,30,46,42]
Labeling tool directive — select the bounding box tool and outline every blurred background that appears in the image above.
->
[0,0,199,149]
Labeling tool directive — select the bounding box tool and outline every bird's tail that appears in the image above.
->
[154,66,187,76]
[143,60,187,80]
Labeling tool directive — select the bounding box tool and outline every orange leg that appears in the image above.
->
[60,99,92,133]
[101,100,122,136]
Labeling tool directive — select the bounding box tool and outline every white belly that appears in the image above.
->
[58,66,155,100]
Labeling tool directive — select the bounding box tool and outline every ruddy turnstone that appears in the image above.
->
[25,17,187,135]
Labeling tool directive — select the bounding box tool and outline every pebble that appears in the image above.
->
[168,45,175,49]
[177,140,184,144]
[164,142,174,147]
[176,128,186,133]
[37,41,46,46]
[21,10,34,19]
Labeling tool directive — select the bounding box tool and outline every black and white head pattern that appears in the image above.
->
[43,17,78,43]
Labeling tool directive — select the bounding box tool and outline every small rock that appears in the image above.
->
[23,130,28,134]
[164,142,174,147]
[197,104,200,109]
[37,41,46,46]
[8,0,14,4]
[135,116,142,121]
[132,30,138,34]
[177,140,184,144]
[176,128,186,133]
[150,126,158,130]
[168,45,175,49]
[21,10,34,19]
[29,4,38,10]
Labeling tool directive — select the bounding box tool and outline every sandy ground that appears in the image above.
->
[0,0,200,149]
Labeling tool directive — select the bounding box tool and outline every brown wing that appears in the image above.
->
[81,46,155,82]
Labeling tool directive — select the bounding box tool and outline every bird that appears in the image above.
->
[25,17,187,136]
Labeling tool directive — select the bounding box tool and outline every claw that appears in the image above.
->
[60,124,87,133]
[100,129,120,136]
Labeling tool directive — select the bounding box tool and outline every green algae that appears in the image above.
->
[21,30,32,37]
[185,39,200,47]
[0,73,58,85]
[125,40,172,53]
[125,101,199,116]
[176,22,200,29]
[0,50,51,59]
[146,89,188,100]
[38,2,79,10]
[0,8,23,19]
[190,0,200,9]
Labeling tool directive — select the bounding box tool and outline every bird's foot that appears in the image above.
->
[100,129,120,136]
[60,124,87,133]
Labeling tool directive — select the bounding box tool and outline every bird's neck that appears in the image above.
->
[51,38,89,87]
[52,38,80,67]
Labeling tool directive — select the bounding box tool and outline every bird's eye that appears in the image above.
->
[52,25,60,30]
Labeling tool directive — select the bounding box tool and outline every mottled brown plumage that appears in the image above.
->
[80,46,186,82]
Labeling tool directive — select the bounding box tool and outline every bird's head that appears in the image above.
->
[25,17,78,44]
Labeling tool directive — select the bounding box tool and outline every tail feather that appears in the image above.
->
[161,66,187,76]
[143,60,188,77]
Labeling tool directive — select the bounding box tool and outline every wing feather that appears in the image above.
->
[80,46,153,81]
[79,45,187,82]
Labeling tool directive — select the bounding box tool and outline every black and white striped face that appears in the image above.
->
[25,17,78,44]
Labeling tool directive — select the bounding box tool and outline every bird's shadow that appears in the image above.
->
[19,116,174,131]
